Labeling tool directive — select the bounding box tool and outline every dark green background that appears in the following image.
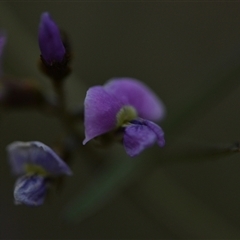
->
[1,2,240,239]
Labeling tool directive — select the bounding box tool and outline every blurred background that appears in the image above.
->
[1,2,240,239]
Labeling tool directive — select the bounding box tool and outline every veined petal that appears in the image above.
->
[38,12,65,65]
[83,86,123,144]
[142,119,165,147]
[104,78,166,121]
[123,119,165,157]
[123,123,156,157]
[14,175,47,206]
[7,141,72,176]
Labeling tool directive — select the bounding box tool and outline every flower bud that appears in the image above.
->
[38,12,71,81]
[38,12,65,65]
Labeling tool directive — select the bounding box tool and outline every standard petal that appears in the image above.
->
[83,86,123,144]
[104,78,166,121]
[7,142,29,175]
[14,175,47,206]
[7,141,72,176]
[38,12,65,65]
[123,123,157,157]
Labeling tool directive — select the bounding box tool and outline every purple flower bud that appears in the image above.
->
[14,175,47,206]
[83,78,166,156]
[38,12,66,65]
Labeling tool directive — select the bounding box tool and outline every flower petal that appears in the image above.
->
[104,78,166,121]
[123,119,165,157]
[38,12,65,65]
[83,86,123,144]
[123,123,156,157]
[14,175,47,206]
[7,141,72,176]
[142,119,165,147]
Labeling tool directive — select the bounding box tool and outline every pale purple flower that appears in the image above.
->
[7,141,72,206]
[38,12,66,65]
[83,78,166,157]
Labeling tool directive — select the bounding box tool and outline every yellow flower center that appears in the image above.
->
[24,164,48,177]
[116,106,137,127]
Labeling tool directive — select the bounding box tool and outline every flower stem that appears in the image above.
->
[52,80,75,135]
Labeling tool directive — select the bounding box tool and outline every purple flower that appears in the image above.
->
[38,12,65,65]
[7,141,72,206]
[0,32,7,76]
[83,78,166,157]
[0,32,6,59]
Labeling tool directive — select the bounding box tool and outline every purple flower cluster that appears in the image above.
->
[2,12,166,206]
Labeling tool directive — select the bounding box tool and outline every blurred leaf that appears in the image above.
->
[64,159,137,222]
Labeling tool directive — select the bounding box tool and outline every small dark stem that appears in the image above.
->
[52,80,76,135]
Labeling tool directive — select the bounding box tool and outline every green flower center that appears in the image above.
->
[24,164,48,176]
[116,106,137,127]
